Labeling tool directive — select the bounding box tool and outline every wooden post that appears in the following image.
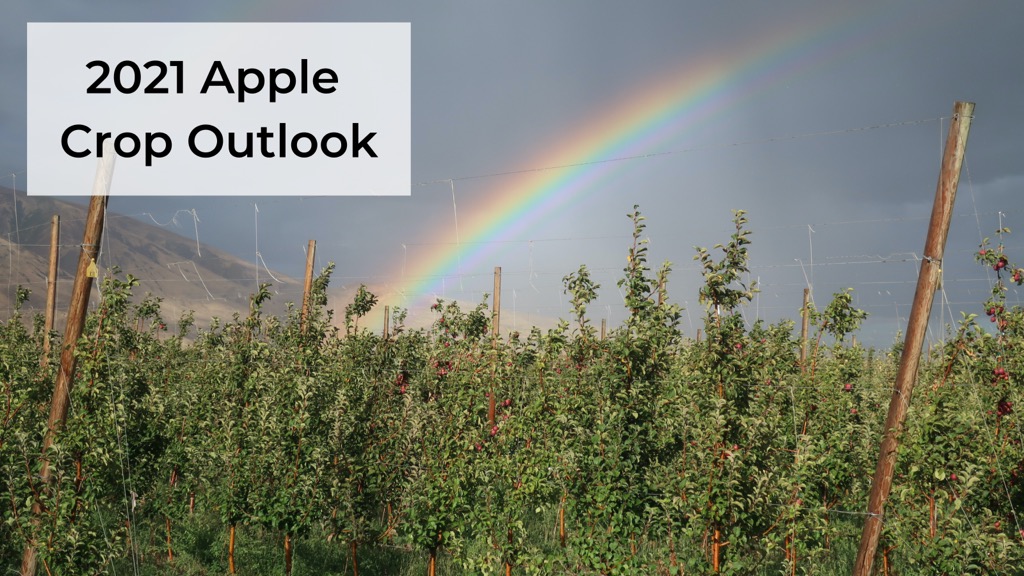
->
[558,493,567,547]
[383,305,390,339]
[41,215,59,366]
[492,266,501,338]
[505,528,514,576]
[712,528,721,572]
[600,318,606,340]
[284,533,293,576]
[799,288,810,373]
[228,524,237,574]
[853,101,974,576]
[351,539,360,576]
[22,150,114,576]
[300,240,316,333]
[489,267,501,427]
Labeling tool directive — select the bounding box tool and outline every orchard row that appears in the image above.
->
[2,209,1024,575]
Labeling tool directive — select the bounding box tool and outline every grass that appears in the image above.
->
[115,511,451,576]
[98,508,874,576]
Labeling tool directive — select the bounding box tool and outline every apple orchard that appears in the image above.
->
[3,207,1024,575]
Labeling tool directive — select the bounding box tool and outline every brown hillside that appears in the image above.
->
[0,187,301,328]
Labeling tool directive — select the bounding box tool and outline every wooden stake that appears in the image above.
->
[385,502,394,541]
[492,266,502,338]
[712,528,721,572]
[22,149,114,576]
[300,239,316,333]
[558,497,566,547]
[228,524,237,574]
[600,318,606,340]
[284,533,293,576]
[489,267,501,427]
[799,288,810,373]
[351,539,359,576]
[853,101,974,576]
[383,305,390,339]
[41,215,59,367]
[505,528,513,576]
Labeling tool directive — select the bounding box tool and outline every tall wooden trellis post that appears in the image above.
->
[300,239,316,333]
[853,100,974,575]
[489,266,501,427]
[22,149,115,576]
[41,215,59,366]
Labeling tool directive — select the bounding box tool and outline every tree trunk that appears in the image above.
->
[166,517,174,563]
[351,539,359,576]
[228,524,236,574]
[712,528,721,572]
[505,527,513,575]
[284,533,293,576]
[558,495,566,547]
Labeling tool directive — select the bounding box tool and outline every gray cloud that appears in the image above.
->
[3,1,1024,346]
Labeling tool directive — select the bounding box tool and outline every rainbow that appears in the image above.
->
[395,6,887,304]
[182,2,891,308]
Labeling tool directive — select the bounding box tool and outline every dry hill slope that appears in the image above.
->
[0,187,301,326]
[0,188,559,335]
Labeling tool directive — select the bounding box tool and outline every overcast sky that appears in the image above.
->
[3,1,1024,347]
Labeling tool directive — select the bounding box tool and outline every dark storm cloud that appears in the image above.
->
[3,1,1024,346]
